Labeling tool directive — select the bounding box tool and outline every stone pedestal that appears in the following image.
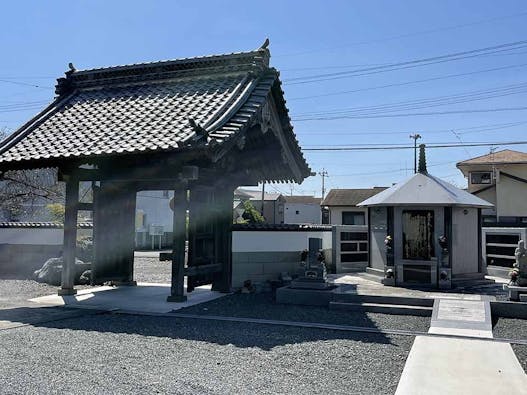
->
[438,249,452,289]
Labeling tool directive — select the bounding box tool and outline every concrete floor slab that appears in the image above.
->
[395,336,527,395]
[329,274,499,301]
[29,282,226,314]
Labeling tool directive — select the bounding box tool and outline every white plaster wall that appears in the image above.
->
[496,172,527,217]
[452,207,479,275]
[284,203,321,224]
[465,163,527,218]
[328,207,369,225]
[135,190,174,231]
[232,230,332,252]
[0,228,63,245]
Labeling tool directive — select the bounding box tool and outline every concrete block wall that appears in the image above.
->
[0,223,93,278]
[231,229,332,289]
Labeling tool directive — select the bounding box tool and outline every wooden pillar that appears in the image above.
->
[167,188,187,302]
[92,182,137,285]
[58,175,79,295]
[212,186,233,292]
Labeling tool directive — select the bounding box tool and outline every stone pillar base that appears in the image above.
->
[167,294,187,303]
[57,288,77,296]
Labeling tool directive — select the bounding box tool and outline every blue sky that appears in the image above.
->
[1,1,527,197]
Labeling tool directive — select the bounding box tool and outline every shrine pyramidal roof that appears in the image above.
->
[0,41,310,182]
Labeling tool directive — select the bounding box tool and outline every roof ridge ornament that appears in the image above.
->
[188,118,207,136]
[259,38,270,50]
[418,143,428,174]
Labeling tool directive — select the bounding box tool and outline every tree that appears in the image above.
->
[0,127,65,221]
[46,203,65,223]
[242,200,265,224]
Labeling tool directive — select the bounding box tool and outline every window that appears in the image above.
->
[402,210,435,260]
[342,211,365,225]
[295,210,299,215]
[470,172,492,185]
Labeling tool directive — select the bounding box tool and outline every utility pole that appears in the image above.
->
[409,134,422,173]
[319,168,328,198]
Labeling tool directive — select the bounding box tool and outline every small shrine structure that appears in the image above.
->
[0,41,311,301]
[358,145,493,288]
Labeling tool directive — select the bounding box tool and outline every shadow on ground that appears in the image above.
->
[0,305,402,351]
[0,284,426,351]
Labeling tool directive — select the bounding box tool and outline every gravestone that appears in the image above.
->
[290,238,331,290]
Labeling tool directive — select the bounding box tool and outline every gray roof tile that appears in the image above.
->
[322,188,387,206]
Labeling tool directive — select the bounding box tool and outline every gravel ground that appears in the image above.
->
[492,318,527,372]
[512,345,527,372]
[493,317,527,341]
[180,292,432,333]
[0,279,60,309]
[0,313,413,394]
[133,257,171,283]
[0,257,167,310]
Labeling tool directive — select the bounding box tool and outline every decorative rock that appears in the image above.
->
[78,269,92,285]
[33,257,91,286]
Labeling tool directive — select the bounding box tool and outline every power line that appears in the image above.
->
[0,79,52,89]
[294,82,527,118]
[288,63,527,101]
[296,120,527,136]
[284,40,527,85]
[294,106,527,121]
[274,10,527,57]
[303,141,527,151]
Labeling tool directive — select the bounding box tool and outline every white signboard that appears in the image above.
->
[149,224,164,236]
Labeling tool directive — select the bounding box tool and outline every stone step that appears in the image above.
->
[332,293,434,307]
[486,265,511,279]
[352,271,384,284]
[329,301,433,316]
[451,278,496,288]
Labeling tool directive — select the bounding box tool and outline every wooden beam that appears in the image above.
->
[167,188,187,302]
[58,176,79,295]
[77,202,93,211]
[184,264,221,276]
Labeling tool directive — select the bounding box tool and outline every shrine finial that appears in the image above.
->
[418,144,427,174]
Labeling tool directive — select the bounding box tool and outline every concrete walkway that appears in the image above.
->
[30,282,225,314]
[396,297,527,394]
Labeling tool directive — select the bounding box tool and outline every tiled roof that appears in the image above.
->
[0,44,310,182]
[237,189,283,201]
[232,223,332,232]
[321,187,387,206]
[457,149,527,166]
[0,222,93,228]
[283,195,322,204]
